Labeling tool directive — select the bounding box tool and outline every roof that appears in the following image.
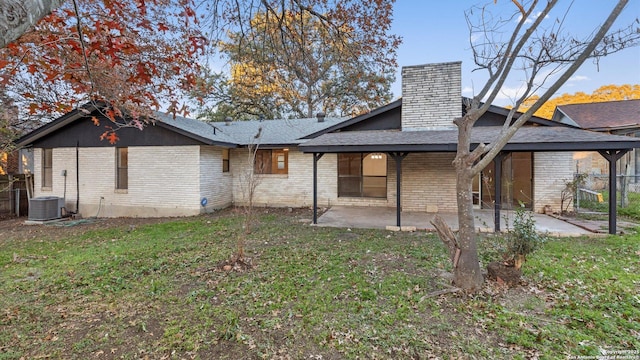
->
[302,99,402,139]
[16,104,347,148]
[299,126,640,153]
[553,99,640,131]
[197,116,347,147]
[151,112,238,146]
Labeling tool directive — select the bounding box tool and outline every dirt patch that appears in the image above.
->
[0,216,174,243]
[0,207,315,244]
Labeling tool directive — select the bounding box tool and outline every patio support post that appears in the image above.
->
[598,150,628,235]
[312,153,324,224]
[494,152,505,232]
[389,152,408,227]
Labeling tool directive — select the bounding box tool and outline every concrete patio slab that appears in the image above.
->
[316,206,593,237]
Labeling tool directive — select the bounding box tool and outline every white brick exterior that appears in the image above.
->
[534,152,575,213]
[401,153,457,212]
[231,148,336,208]
[401,62,461,130]
[34,146,205,217]
[33,145,575,218]
[200,146,233,211]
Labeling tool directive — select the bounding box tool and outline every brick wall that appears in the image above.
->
[34,146,203,217]
[534,152,575,213]
[401,152,457,212]
[401,62,462,130]
[200,146,233,211]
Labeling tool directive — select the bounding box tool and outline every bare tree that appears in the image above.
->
[229,127,263,270]
[438,0,639,290]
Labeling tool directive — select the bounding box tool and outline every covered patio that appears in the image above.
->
[301,126,640,235]
[315,206,593,236]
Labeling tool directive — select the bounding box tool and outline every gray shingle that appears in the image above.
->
[153,112,346,146]
[299,126,640,152]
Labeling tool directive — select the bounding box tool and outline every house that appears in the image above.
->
[15,62,640,233]
[551,99,640,184]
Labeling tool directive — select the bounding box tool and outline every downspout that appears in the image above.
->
[76,141,80,213]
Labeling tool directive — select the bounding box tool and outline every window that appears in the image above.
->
[222,148,230,173]
[254,149,288,174]
[338,153,387,198]
[42,148,53,188]
[116,147,128,189]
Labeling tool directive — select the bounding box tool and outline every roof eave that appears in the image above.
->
[301,99,402,139]
[15,103,103,147]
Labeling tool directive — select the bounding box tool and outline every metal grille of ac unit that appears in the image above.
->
[28,196,63,221]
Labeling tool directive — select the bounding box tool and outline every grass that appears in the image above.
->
[579,191,640,222]
[1,209,639,359]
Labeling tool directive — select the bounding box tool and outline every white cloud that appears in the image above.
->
[462,86,474,94]
[517,11,549,25]
[569,75,590,82]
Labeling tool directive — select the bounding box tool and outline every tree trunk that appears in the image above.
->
[454,167,485,289]
[0,0,66,48]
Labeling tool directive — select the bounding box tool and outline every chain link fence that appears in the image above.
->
[575,174,640,212]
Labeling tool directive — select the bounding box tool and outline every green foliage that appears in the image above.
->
[505,205,546,259]
[580,191,640,222]
[195,9,398,120]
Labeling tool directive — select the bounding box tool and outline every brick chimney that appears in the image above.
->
[401,62,462,131]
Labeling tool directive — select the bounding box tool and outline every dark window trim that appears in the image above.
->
[254,149,288,175]
[116,147,128,190]
[222,149,230,173]
[42,148,53,188]
[337,153,387,198]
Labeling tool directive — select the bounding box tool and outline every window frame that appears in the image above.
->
[254,149,288,175]
[42,148,53,189]
[222,148,230,173]
[116,147,128,190]
[337,152,387,198]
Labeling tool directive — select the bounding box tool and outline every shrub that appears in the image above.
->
[505,204,546,269]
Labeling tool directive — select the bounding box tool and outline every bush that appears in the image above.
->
[505,204,546,269]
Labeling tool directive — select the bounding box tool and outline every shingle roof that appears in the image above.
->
[154,113,347,146]
[299,126,640,153]
[152,112,238,145]
[556,99,640,130]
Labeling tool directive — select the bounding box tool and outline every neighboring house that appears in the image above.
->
[552,99,640,182]
[15,62,640,235]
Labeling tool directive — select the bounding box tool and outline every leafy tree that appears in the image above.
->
[438,0,639,290]
[0,0,205,145]
[518,84,640,119]
[195,7,399,120]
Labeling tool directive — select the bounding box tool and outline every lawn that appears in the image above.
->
[579,191,640,223]
[1,209,638,359]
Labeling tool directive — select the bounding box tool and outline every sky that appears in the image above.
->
[389,1,640,105]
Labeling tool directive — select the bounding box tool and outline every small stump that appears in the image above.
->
[218,255,254,272]
[487,262,522,287]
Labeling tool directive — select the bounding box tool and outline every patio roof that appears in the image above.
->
[299,125,640,153]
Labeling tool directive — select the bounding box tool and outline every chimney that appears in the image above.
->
[316,112,325,123]
[224,116,232,126]
[401,62,462,131]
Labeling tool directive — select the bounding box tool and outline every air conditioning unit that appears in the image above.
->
[29,196,64,221]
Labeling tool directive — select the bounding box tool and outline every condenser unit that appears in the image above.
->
[28,196,64,221]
